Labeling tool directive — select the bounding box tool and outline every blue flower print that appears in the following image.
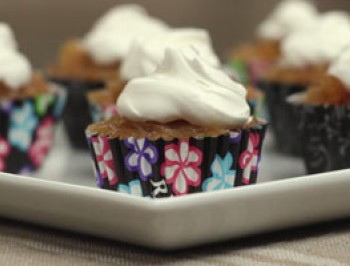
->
[118,180,143,197]
[202,153,236,192]
[9,101,38,152]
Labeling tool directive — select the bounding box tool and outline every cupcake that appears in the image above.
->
[86,47,267,198]
[87,28,221,122]
[48,4,169,149]
[288,46,350,174]
[0,23,66,174]
[229,0,318,86]
[259,11,350,155]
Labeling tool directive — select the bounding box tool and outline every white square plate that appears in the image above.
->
[0,126,349,250]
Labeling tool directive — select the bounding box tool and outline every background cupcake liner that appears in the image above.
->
[289,93,350,174]
[258,80,307,156]
[88,101,118,124]
[0,84,67,174]
[86,123,267,198]
[49,77,105,150]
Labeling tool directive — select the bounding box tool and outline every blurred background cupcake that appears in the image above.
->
[0,23,66,174]
[48,4,169,149]
[259,11,350,155]
[228,0,319,119]
[86,47,267,198]
[87,28,221,123]
[288,46,350,174]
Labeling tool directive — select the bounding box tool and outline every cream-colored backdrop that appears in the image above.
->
[0,0,349,67]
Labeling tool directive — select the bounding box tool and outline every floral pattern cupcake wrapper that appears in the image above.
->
[86,123,267,198]
[258,80,307,156]
[49,77,105,150]
[289,93,350,174]
[88,101,118,124]
[0,84,67,174]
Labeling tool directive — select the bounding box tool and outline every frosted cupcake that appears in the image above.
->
[0,23,66,174]
[259,11,350,155]
[86,47,267,198]
[87,28,221,122]
[48,4,169,149]
[230,0,318,86]
[288,46,350,174]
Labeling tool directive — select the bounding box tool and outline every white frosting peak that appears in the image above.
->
[120,28,220,80]
[0,50,32,89]
[280,11,350,67]
[0,22,17,50]
[117,47,250,128]
[328,46,350,90]
[257,0,318,40]
[83,4,169,64]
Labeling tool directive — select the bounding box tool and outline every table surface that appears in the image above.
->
[0,217,349,266]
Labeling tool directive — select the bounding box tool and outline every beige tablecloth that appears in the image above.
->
[0,218,349,266]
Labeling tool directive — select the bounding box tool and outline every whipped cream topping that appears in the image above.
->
[328,46,350,90]
[0,22,17,50]
[117,47,250,128]
[83,4,169,64]
[257,0,318,40]
[0,49,32,89]
[120,28,220,80]
[280,11,350,67]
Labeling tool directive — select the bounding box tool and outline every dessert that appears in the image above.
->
[48,4,169,149]
[0,23,66,174]
[259,11,350,155]
[88,28,221,122]
[288,46,350,174]
[86,47,267,198]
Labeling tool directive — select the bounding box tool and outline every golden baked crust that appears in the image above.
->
[232,40,281,62]
[48,39,121,82]
[0,71,49,100]
[263,64,328,85]
[86,116,262,141]
[304,75,350,105]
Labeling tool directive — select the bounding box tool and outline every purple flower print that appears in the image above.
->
[229,132,242,144]
[124,138,158,181]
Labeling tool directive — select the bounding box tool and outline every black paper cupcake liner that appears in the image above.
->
[288,93,350,174]
[258,80,307,156]
[0,84,67,174]
[49,77,105,150]
[86,123,267,198]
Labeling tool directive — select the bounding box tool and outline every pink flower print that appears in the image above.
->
[103,105,118,120]
[92,136,117,186]
[29,118,54,167]
[0,137,10,171]
[239,133,260,185]
[161,139,203,196]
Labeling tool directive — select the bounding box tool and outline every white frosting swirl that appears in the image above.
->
[120,28,220,80]
[328,46,350,90]
[0,49,32,89]
[117,47,250,128]
[257,0,318,40]
[0,22,17,50]
[280,11,350,67]
[83,4,169,64]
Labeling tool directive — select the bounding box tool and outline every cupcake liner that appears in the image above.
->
[49,77,105,150]
[0,84,67,174]
[88,101,118,123]
[258,80,307,155]
[289,93,350,174]
[86,123,267,198]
